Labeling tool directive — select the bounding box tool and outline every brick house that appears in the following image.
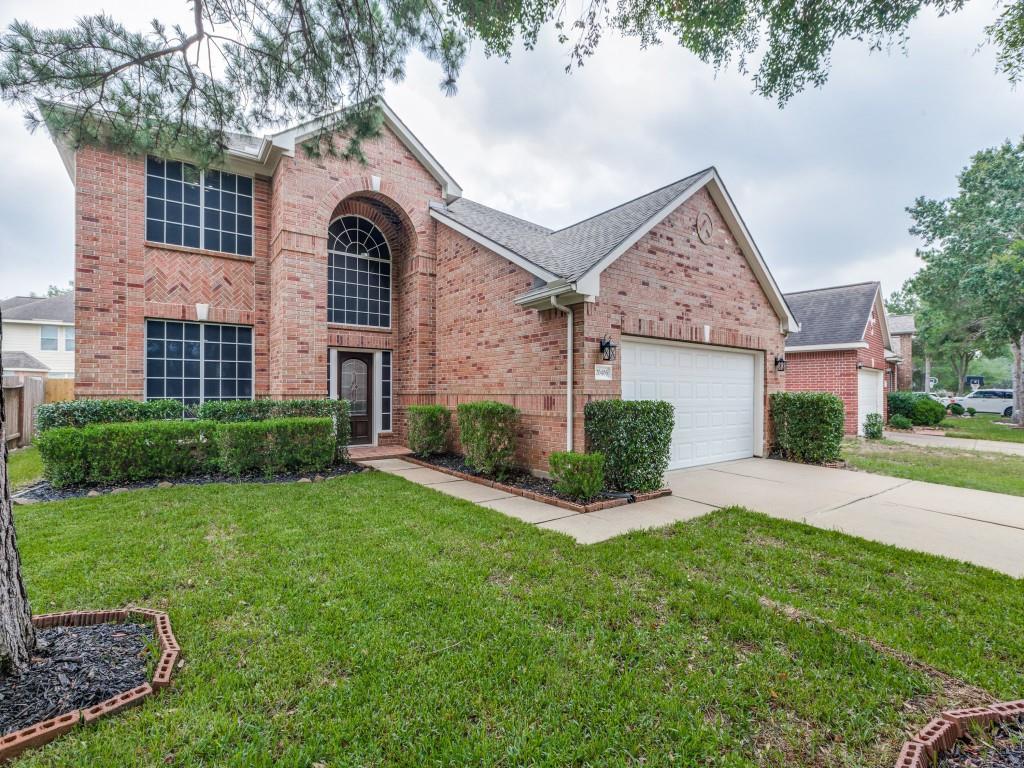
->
[783,282,897,435]
[886,314,916,391]
[48,101,798,472]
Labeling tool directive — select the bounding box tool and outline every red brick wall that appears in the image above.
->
[891,332,914,390]
[783,350,860,434]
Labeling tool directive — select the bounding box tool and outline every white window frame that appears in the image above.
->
[64,327,76,352]
[40,325,59,351]
[326,214,392,330]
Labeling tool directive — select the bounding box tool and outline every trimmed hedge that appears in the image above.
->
[36,399,183,431]
[218,417,335,476]
[406,405,450,456]
[911,396,946,427]
[770,392,844,464]
[456,401,519,479]
[887,391,918,421]
[37,421,218,488]
[549,451,605,502]
[584,400,673,493]
[196,399,350,461]
[863,413,884,440]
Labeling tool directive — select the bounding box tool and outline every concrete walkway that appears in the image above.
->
[884,430,1024,456]
[361,457,1024,577]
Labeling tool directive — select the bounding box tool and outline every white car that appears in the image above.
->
[913,391,952,406]
[954,389,1014,417]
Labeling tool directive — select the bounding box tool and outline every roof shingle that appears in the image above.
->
[1,293,74,323]
[887,314,916,335]
[2,351,49,371]
[784,282,880,347]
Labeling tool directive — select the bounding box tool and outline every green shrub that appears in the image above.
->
[886,391,918,421]
[37,420,218,488]
[197,399,350,461]
[217,417,335,476]
[911,396,946,427]
[889,414,913,430]
[549,452,605,501]
[456,401,519,478]
[36,399,183,431]
[967,407,977,416]
[584,400,674,493]
[36,427,90,488]
[949,402,965,416]
[407,405,450,456]
[863,413,884,440]
[770,392,844,464]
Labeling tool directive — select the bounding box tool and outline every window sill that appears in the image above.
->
[144,241,256,263]
[327,323,393,333]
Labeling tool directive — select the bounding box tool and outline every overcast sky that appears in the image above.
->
[0,0,1021,299]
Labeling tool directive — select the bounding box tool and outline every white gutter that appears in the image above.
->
[785,342,869,353]
[550,296,574,452]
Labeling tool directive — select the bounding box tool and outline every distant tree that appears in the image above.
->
[45,282,73,297]
[885,281,920,316]
[2,0,1024,164]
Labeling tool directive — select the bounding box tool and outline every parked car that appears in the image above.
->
[952,389,1014,417]
[913,391,952,406]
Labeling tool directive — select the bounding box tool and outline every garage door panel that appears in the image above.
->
[622,339,756,470]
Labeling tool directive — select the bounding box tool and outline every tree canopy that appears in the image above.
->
[2,0,1024,163]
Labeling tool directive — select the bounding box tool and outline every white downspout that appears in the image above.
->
[551,297,573,452]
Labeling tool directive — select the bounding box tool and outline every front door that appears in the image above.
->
[339,352,373,445]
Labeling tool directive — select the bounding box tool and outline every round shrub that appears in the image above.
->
[862,413,884,440]
[406,405,451,456]
[584,400,673,493]
[949,402,965,416]
[911,396,946,427]
[966,407,977,416]
[549,451,605,501]
[886,391,918,421]
[769,392,844,464]
[889,414,913,430]
[456,401,519,479]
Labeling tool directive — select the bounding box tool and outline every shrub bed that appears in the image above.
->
[456,401,519,479]
[770,392,844,463]
[584,400,673,493]
[218,417,335,476]
[406,405,450,456]
[889,414,913,430]
[912,396,946,427]
[197,399,350,461]
[549,452,605,502]
[887,391,918,421]
[36,399,183,431]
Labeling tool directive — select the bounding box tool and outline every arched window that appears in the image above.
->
[328,215,391,328]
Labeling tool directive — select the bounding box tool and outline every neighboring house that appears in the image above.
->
[886,313,915,391]
[783,282,893,436]
[46,101,798,472]
[0,293,75,379]
[1,351,50,382]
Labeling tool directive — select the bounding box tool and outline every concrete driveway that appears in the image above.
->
[665,459,1024,578]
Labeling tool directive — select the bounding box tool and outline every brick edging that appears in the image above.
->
[894,700,1024,767]
[1,608,181,762]
[400,457,634,514]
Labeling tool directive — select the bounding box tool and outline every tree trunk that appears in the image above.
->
[1013,334,1023,427]
[0,311,35,675]
[924,356,932,392]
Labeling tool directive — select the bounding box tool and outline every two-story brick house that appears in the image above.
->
[48,101,798,471]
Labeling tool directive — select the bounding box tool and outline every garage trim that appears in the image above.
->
[621,335,765,462]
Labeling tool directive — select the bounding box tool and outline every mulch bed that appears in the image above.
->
[938,716,1024,767]
[13,463,365,503]
[0,623,154,736]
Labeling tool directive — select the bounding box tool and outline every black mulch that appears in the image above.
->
[939,716,1024,768]
[0,623,155,735]
[414,453,629,505]
[13,463,365,503]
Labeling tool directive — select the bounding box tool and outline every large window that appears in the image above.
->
[327,215,391,328]
[146,157,253,257]
[145,320,253,407]
[40,325,58,351]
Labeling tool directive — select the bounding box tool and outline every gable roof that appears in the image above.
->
[784,282,882,348]
[1,293,74,324]
[887,313,916,335]
[431,168,797,331]
[2,351,49,371]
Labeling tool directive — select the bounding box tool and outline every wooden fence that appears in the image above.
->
[44,378,75,403]
[2,376,45,449]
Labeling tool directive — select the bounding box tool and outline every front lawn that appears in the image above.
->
[942,412,1024,443]
[843,438,1024,497]
[9,472,1024,766]
[8,446,42,490]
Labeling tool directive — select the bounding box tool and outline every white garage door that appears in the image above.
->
[621,339,756,470]
[857,368,884,436]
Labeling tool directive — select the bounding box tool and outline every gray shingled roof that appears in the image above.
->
[432,170,710,280]
[784,282,880,347]
[1,293,74,323]
[887,313,916,335]
[2,351,49,371]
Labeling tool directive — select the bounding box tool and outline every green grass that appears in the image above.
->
[942,412,1024,443]
[8,446,42,490]
[9,472,1024,767]
[844,438,1024,496]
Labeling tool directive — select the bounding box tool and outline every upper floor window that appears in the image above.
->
[65,327,75,352]
[40,325,58,351]
[327,215,391,328]
[146,157,253,257]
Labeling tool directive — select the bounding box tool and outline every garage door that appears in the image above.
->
[621,339,756,470]
[857,368,883,436]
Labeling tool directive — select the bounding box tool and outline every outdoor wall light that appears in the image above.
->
[599,336,618,362]
[774,355,786,372]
